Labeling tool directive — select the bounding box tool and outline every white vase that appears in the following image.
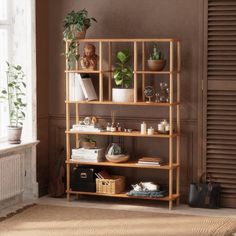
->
[8,126,22,144]
[112,88,134,102]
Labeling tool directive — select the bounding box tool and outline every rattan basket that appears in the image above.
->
[96,175,125,194]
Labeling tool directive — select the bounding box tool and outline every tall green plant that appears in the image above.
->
[0,62,27,127]
[63,9,97,69]
[114,49,132,88]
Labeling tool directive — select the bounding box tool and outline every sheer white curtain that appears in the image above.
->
[0,0,36,141]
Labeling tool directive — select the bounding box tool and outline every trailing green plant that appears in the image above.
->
[149,44,164,60]
[63,9,97,68]
[0,62,27,127]
[79,135,96,143]
[114,49,132,88]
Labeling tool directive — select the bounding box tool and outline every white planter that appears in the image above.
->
[8,126,22,144]
[112,88,134,103]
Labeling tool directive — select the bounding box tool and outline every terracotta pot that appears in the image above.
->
[147,59,166,71]
[70,25,87,39]
[8,126,22,144]
[80,141,96,149]
[112,88,134,103]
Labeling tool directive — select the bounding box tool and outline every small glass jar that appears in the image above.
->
[111,122,117,132]
[106,122,111,132]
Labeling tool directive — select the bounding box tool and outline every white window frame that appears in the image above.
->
[0,0,12,142]
[0,0,37,143]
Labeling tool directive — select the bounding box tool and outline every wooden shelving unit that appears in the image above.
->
[65,38,181,210]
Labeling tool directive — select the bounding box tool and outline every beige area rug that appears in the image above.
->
[0,205,235,236]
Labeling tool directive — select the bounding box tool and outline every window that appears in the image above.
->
[0,0,10,140]
[0,0,36,142]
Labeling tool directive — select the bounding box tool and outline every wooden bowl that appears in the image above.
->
[105,154,130,163]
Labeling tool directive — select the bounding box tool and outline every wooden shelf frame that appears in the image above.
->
[66,160,180,170]
[66,130,180,138]
[65,38,181,210]
[67,190,180,202]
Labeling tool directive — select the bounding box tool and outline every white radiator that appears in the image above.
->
[0,154,24,201]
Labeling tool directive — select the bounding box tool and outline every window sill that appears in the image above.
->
[0,140,39,155]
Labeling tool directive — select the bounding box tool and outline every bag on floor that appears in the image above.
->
[189,173,220,209]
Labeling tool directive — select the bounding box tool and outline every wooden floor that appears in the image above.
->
[36,196,236,218]
[1,196,236,219]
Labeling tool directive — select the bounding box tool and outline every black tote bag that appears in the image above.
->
[189,174,221,209]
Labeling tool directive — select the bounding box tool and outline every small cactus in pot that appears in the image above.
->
[147,44,166,71]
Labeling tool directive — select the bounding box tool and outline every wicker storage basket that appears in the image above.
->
[96,175,125,194]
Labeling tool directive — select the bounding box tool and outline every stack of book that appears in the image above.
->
[71,148,105,163]
[136,157,164,166]
[71,124,101,132]
[69,73,97,101]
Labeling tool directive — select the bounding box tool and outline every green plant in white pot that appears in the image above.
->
[112,49,134,102]
[0,62,27,144]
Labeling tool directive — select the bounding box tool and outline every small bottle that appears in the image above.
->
[111,122,117,132]
[141,121,147,134]
[161,119,168,126]
[147,127,154,135]
[158,123,165,132]
[106,122,111,132]
[117,122,122,132]
[165,124,170,132]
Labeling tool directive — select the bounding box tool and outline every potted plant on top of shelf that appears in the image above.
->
[0,62,27,144]
[63,9,97,68]
[147,44,166,71]
[112,49,134,103]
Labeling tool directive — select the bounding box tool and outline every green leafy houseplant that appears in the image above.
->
[0,62,27,143]
[114,49,133,88]
[63,9,97,68]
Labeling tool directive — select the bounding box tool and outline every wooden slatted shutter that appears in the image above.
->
[204,0,236,208]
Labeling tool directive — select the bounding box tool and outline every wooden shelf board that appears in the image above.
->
[65,70,180,75]
[66,38,180,43]
[65,100,179,106]
[136,71,178,74]
[68,190,180,201]
[66,160,179,169]
[65,70,100,73]
[66,130,179,138]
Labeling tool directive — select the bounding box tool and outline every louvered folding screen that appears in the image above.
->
[205,0,236,208]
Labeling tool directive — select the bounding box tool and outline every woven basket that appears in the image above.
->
[96,175,125,194]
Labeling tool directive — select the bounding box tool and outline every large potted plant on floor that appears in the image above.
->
[112,49,134,102]
[63,9,97,68]
[0,62,27,144]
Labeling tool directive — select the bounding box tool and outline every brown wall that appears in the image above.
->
[36,0,49,196]
[37,0,204,200]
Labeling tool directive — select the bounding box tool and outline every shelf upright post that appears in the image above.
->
[75,41,80,148]
[142,42,146,101]
[176,40,181,206]
[65,41,71,201]
[134,41,138,102]
[108,42,112,101]
[99,41,103,101]
[169,40,174,210]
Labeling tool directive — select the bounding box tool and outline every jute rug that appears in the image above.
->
[0,204,235,236]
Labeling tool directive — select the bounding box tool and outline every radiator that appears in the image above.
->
[0,154,24,201]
